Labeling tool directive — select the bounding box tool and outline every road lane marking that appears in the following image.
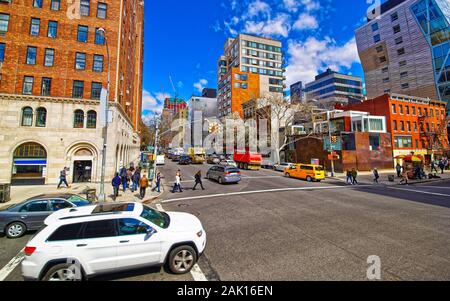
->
[387,186,450,197]
[162,185,371,203]
[190,264,208,281]
[0,249,25,281]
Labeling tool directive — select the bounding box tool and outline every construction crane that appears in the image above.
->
[169,75,178,100]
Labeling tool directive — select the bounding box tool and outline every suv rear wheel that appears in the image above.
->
[168,245,197,274]
[6,222,27,239]
[42,263,83,281]
[218,177,223,184]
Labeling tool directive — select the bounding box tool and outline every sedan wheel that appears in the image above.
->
[285,173,291,178]
[307,176,313,182]
[168,246,197,274]
[6,222,26,239]
[218,177,223,184]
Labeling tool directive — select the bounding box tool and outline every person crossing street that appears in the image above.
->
[193,171,205,191]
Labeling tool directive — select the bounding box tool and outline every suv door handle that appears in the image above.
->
[120,240,130,244]
[76,244,88,247]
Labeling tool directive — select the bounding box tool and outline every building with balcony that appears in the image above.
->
[0,0,144,185]
[217,34,285,118]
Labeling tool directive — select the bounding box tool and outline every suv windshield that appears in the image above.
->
[315,166,324,171]
[141,205,170,229]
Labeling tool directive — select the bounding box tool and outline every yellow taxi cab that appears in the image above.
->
[284,164,326,182]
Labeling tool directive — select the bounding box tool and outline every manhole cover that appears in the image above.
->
[177,203,190,208]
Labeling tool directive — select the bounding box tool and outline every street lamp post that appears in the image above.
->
[98,27,110,202]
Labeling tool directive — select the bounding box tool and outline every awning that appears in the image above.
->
[13,159,47,166]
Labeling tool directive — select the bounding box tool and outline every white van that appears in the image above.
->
[156,155,165,165]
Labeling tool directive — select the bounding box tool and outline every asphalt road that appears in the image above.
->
[1,159,449,281]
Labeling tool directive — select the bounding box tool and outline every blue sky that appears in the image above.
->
[142,0,377,122]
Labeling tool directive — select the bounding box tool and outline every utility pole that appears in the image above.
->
[98,28,110,203]
[328,120,335,178]
[151,117,160,181]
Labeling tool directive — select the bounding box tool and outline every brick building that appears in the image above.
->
[342,93,450,164]
[0,0,144,185]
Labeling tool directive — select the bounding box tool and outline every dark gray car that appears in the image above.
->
[0,194,91,239]
[206,166,241,184]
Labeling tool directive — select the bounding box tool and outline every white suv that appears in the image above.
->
[21,202,206,281]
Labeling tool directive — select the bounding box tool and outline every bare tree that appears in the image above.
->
[254,93,316,164]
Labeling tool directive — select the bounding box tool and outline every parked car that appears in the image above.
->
[284,164,325,182]
[206,166,241,184]
[179,155,192,165]
[274,163,295,172]
[0,194,91,239]
[21,202,206,281]
[156,155,165,165]
[261,159,275,170]
[206,155,220,164]
[171,154,181,162]
[220,160,238,168]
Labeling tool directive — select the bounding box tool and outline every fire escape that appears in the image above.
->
[418,113,449,155]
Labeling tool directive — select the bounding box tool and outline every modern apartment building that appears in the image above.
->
[344,93,449,163]
[355,0,450,112]
[163,97,187,114]
[290,81,303,103]
[304,68,364,107]
[0,0,144,185]
[217,34,285,118]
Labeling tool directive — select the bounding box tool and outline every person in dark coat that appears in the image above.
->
[346,170,353,185]
[396,163,402,178]
[351,168,358,185]
[193,171,205,191]
[57,167,70,189]
[373,168,380,183]
[152,171,162,193]
[131,170,141,193]
[119,166,128,192]
[112,173,122,199]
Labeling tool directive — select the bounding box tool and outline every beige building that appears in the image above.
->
[0,94,140,185]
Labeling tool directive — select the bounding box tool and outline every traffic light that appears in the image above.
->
[331,136,338,144]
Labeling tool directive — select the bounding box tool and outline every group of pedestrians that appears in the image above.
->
[431,158,449,174]
[111,166,162,200]
[171,170,205,193]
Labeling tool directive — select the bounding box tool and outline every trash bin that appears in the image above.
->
[86,189,97,203]
[388,175,395,182]
[0,184,11,203]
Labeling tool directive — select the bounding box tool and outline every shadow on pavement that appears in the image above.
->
[89,265,169,281]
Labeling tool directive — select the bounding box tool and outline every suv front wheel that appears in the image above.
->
[168,245,197,274]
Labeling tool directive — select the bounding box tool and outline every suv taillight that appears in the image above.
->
[24,246,36,256]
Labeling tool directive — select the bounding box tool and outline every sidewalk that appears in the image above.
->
[1,181,164,210]
[331,169,450,186]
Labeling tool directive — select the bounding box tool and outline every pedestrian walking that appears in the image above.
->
[431,160,438,173]
[112,173,122,199]
[439,159,445,174]
[172,172,183,193]
[373,168,380,183]
[119,166,128,192]
[126,168,133,190]
[396,163,402,178]
[400,170,409,185]
[152,171,162,193]
[193,171,205,191]
[351,168,358,185]
[131,169,141,193]
[76,163,84,182]
[346,170,353,185]
[139,174,150,199]
[57,167,70,189]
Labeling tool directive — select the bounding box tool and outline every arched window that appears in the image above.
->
[87,110,97,129]
[74,109,84,128]
[21,107,33,126]
[35,107,47,127]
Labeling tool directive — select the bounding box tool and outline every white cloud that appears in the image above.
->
[246,0,271,18]
[193,79,208,93]
[244,14,291,38]
[283,0,298,12]
[301,0,320,11]
[155,92,171,102]
[293,13,318,30]
[285,37,361,87]
[142,90,165,117]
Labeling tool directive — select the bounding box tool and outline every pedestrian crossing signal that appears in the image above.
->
[331,136,338,144]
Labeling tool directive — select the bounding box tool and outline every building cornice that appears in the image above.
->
[0,93,100,105]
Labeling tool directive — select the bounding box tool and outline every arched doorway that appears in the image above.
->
[67,143,98,183]
[12,142,47,185]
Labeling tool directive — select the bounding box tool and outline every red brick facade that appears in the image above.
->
[0,0,143,130]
